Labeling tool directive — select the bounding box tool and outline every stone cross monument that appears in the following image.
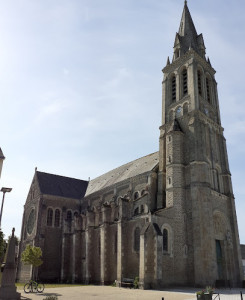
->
[0,228,20,300]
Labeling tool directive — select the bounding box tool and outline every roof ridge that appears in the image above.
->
[36,170,88,183]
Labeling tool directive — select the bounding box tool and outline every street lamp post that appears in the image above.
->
[0,187,12,228]
[0,148,5,180]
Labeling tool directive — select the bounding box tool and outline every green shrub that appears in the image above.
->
[133,276,139,289]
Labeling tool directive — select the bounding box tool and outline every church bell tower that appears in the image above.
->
[157,1,243,286]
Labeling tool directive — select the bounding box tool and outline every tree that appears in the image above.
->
[0,229,7,263]
[21,245,43,279]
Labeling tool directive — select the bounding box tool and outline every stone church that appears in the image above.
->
[17,1,244,288]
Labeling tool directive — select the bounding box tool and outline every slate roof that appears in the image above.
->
[241,244,245,259]
[85,152,159,196]
[36,171,88,199]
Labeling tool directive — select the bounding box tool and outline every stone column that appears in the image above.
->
[60,235,65,282]
[72,233,76,283]
[139,231,145,289]
[161,78,167,125]
[188,57,198,111]
[116,221,122,286]
[85,229,90,284]
[154,234,163,288]
[100,225,105,285]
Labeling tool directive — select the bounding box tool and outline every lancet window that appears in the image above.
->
[47,208,53,226]
[163,228,168,252]
[54,209,60,227]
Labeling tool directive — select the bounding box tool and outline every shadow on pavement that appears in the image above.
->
[21,292,62,299]
[35,292,62,297]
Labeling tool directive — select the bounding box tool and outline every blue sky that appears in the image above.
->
[0,0,245,244]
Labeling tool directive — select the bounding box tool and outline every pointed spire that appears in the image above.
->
[178,1,197,37]
[171,1,206,59]
[166,57,170,66]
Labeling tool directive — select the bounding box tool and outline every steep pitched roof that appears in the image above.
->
[85,152,159,196]
[0,148,5,160]
[36,171,88,199]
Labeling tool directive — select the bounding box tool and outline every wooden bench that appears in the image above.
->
[121,278,134,288]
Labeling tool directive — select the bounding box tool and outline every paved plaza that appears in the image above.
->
[18,286,245,300]
[19,286,196,300]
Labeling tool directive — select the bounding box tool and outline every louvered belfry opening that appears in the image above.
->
[198,70,202,96]
[172,75,176,101]
[183,69,188,96]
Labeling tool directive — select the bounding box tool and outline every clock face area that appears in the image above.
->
[27,209,35,235]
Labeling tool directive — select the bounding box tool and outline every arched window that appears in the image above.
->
[134,227,140,252]
[134,207,139,216]
[198,70,202,96]
[206,77,211,103]
[67,210,72,221]
[134,191,139,200]
[47,208,53,226]
[171,75,176,101]
[182,69,188,96]
[54,209,60,227]
[163,228,168,252]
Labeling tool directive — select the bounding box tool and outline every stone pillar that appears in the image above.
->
[116,221,122,286]
[154,234,163,288]
[161,78,167,125]
[158,126,166,210]
[188,57,198,111]
[176,73,180,102]
[100,225,105,285]
[60,234,65,282]
[72,233,76,283]
[85,228,90,284]
[139,231,145,289]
